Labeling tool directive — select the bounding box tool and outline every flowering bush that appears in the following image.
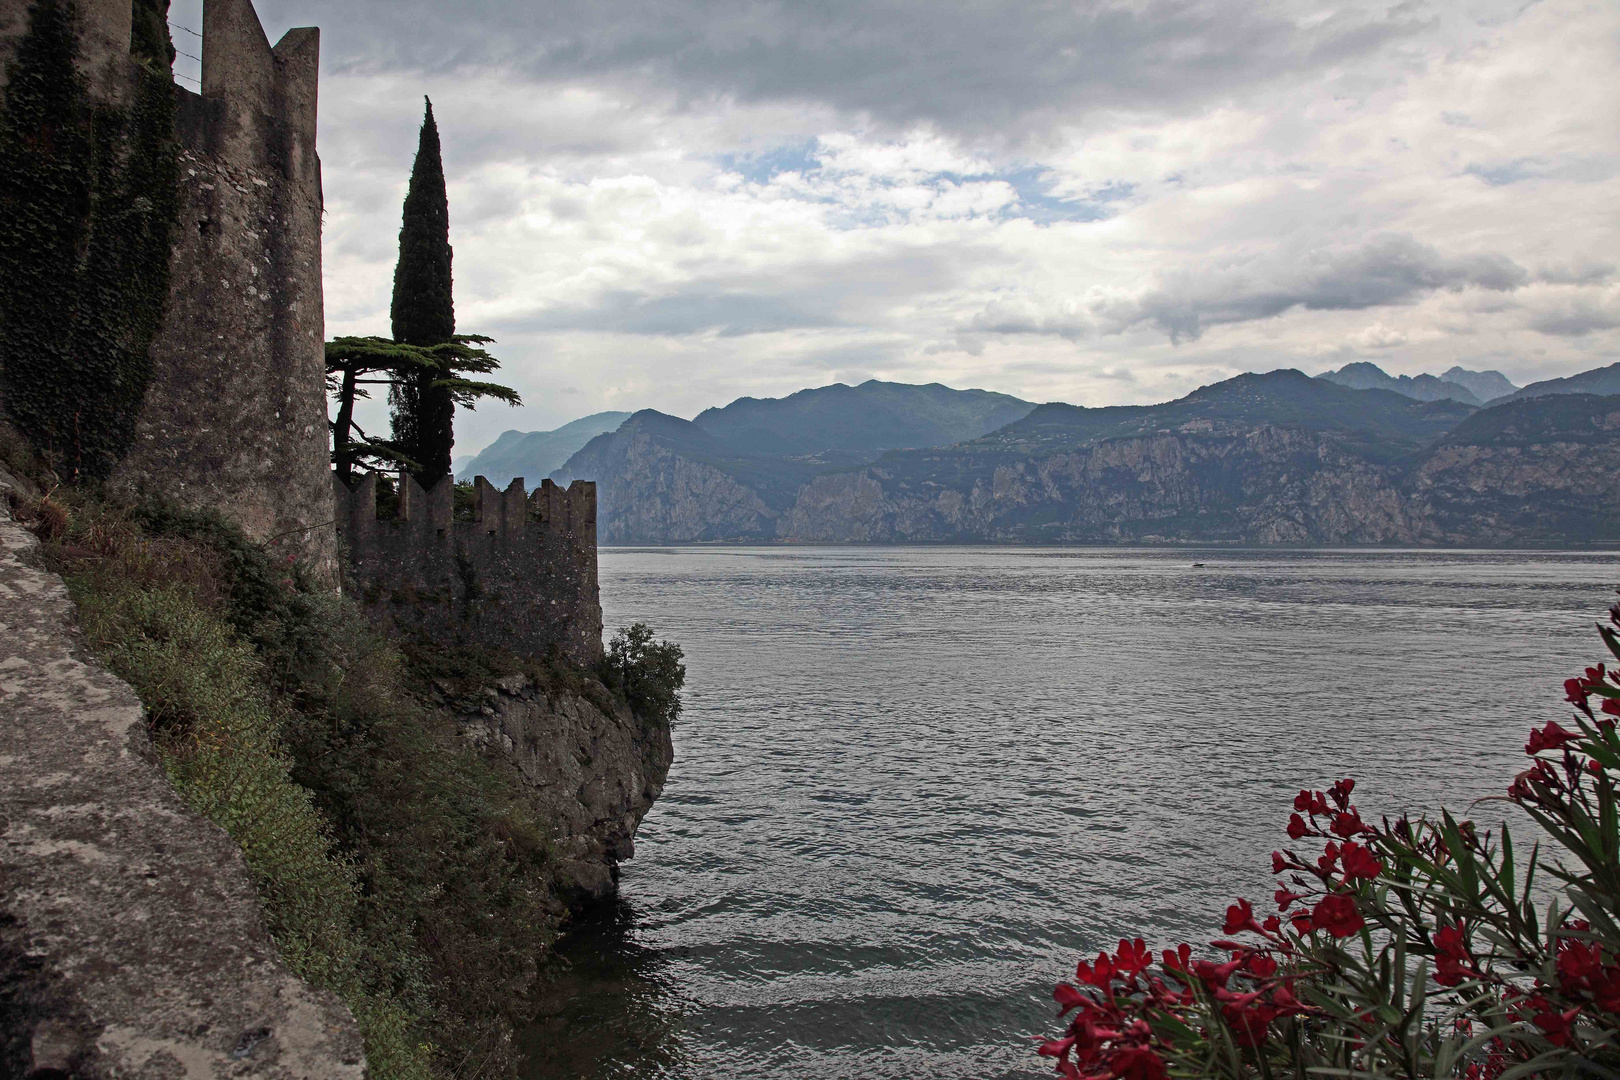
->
[1038,597,1620,1080]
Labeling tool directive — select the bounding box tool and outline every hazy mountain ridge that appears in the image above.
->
[980,370,1471,461]
[554,366,1620,546]
[1315,362,1519,406]
[1499,362,1620,404]
[783,385,1620,546]
[553,381,1040,541]
[458,411,632,486]
[692,380,1035,455]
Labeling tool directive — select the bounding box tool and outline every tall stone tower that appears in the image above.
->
[0,0,335,575]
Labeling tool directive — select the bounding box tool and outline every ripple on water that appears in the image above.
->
[521,546,1620,1080]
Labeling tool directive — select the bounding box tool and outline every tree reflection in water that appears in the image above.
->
[518,898,687,1079]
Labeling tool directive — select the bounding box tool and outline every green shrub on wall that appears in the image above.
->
[25,493,576,1079]
[0,0,179,481]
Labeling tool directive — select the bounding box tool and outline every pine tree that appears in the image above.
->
[388,97,457,484]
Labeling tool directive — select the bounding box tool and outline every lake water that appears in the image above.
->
[519,547,1620,1080]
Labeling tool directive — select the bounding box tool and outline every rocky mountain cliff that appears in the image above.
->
[559,370,1620,546]
[1500,361,1620,404]
[783,388,1620,546]
[554,380,1037,543]
[459,411,632,486]
[1317,361,1493,405]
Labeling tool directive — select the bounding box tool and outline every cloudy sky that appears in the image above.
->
[171,0,1619,455]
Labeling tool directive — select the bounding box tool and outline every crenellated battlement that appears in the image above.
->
[334,473,604,667]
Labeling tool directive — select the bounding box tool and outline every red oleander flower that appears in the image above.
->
[1329,778,1355,808]
[1275,887,1304,911]
[1568,677,1594,708]
[1339,842,1383,880]
[1161,943,1192,972]
[1262,915,1282,934]
[1287,814,1309,840]
[1330,809,1368,838]
[1603,698,1620,719]
[1192,955,1246,991]
[1075,952,1116,990]
[1527,720,1580,755]
[1245,953,1278,978]
[1557,938,1604,983]
[1224,899,1265,936]
[1054,983,1089,1016]
[1271,851,1289,874]
[1524,997,1582,1047]
[1590,966,1620,1013]
[1434,925,1475,987]
[1311,893,1363,938]
[1115,938,1152,977]
[1112,1045,1169,1080]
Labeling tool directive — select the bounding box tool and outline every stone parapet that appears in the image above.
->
[335,472,605,667]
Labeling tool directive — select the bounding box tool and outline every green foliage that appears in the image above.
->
[0,0,179,481]
[128,0,174,71]
[1037,601,1620,1080]
[38,497,579,1078]
[390,98,458,485]
[602,623,686,725]
[326,335,519,483]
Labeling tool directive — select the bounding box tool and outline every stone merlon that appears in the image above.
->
[336,473,606,668]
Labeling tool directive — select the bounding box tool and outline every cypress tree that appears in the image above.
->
[388,97,456,485]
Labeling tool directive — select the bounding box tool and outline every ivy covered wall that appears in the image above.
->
[0,0,178,481]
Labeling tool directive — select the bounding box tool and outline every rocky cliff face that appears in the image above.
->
[580,388,1620,547]
[1410,441,1620,545]
[780,426,1422,544]
[452,676,674,903]
[781,413,1620,546]
[561,416,784,543]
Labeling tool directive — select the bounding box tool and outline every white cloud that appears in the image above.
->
[183,0,1620,452]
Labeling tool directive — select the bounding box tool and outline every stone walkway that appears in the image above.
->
[0,489,363,1078]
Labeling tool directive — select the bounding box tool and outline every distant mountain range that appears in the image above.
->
[1315,362,1517,406]
[458,411,632,486]
[539,364,1620,547]
[1500,361,1620,403]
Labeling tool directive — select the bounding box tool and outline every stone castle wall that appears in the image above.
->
[0,0,335,576]
[335,473,605,668]
[113,0,334,575]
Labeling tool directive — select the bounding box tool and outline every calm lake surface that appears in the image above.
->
[520,547,1620,1080]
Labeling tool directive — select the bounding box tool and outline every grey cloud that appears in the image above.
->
[1528,300,1620,338]
[505,289,841,336]
[972,234,1529,343]
[1463,156,1617,187]
[1538,261,1616,286]
[1127,234,1527,342]
[492,244,1000,337]
[252,0,1432,139]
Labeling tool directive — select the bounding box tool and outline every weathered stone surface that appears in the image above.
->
[456,678,673,903]
[0,500,364,1077]
[109,0,335,579]
[336,472,606,668]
